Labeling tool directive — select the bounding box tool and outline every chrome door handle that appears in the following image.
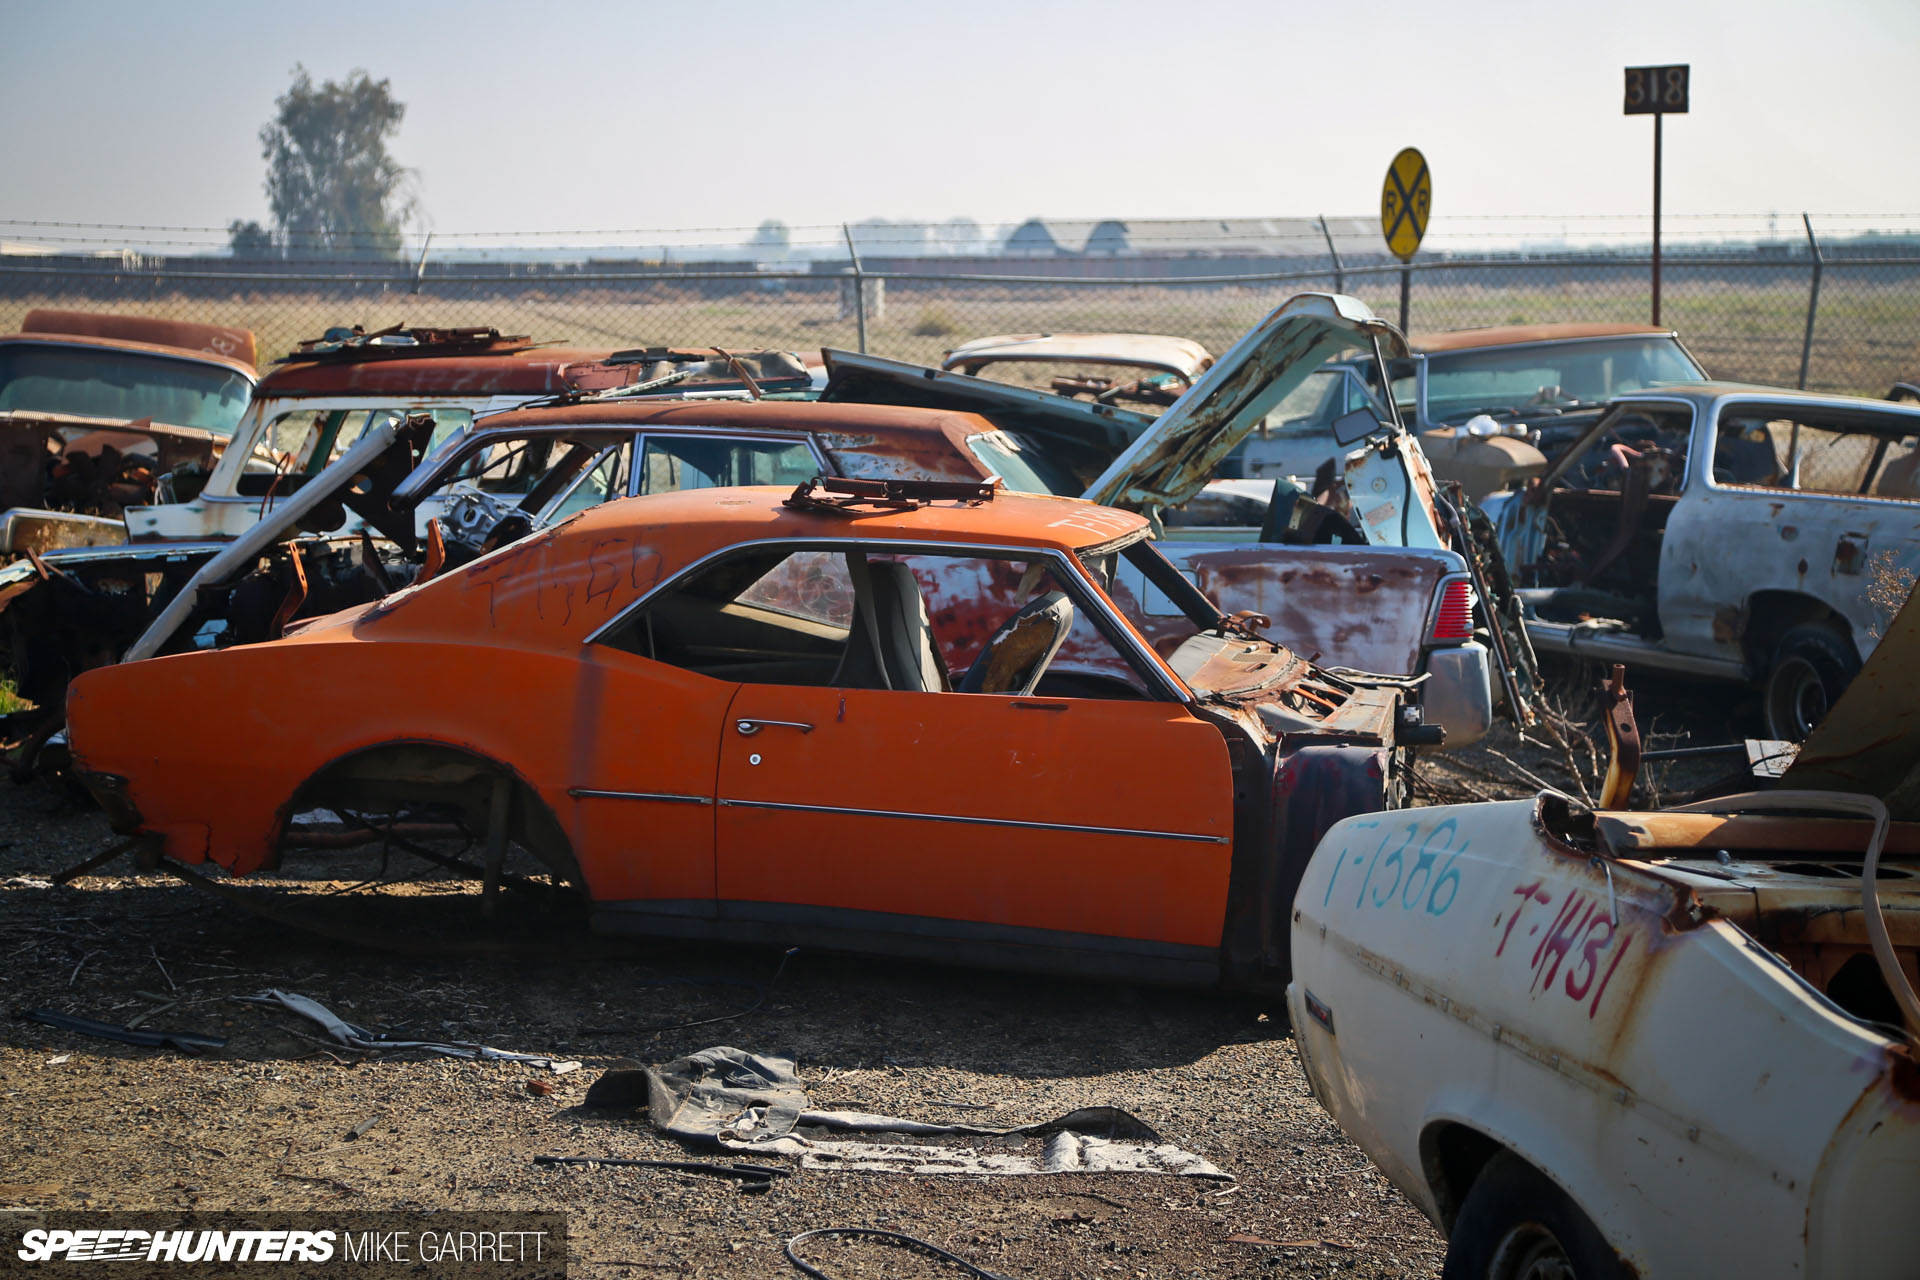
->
[736,718,814,736]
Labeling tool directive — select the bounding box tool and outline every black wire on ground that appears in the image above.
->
[578,946,798,1036]
[784,1228,1018,1280]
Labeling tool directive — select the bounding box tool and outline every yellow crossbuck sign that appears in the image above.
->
[1380,148,1431,263]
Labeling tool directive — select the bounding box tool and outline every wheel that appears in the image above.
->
[1443,1152,1623,1280]
[1762,623,1859,741]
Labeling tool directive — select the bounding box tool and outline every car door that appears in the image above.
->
[712,546,1236,957]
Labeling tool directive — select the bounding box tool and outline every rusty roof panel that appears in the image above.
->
[1408,322,1675,353]
[255,349,612,397]
[20,308,257,368]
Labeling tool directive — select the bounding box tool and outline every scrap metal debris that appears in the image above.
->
[532,1154,790,1195]
[238,989,579,1070]
[594,1046,1228,1179]
[20,1007,226,1053]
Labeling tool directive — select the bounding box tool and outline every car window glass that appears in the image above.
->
[966,432,1078,496]
[638,437,817,494]
[1259,370,1343,435]
[0,345,251,435]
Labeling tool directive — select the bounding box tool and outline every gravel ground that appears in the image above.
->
[0,781,1447,1280]
[0,665,1752,1279]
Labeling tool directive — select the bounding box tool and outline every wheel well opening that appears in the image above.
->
[282,741,581,886]
[1420,1122,1503,1233]
[1742,591,1847,669]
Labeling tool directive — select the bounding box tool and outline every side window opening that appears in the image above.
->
[599,545,1155,699]
[1716,408,1920,499]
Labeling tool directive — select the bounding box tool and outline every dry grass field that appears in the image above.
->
[4,270,1914,395]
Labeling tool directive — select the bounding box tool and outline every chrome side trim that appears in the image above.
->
[717,796,1227,844]
[568,788,712,805]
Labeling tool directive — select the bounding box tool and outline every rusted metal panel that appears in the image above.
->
[1781,582,1920,819]
[1153,545,1446,676]
[254,350,609,398]
[1085,295,1408,515]
[20,308,258,369]
[1406,321,1675,354]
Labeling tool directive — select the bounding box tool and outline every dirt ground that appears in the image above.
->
[0,670,1753,1279]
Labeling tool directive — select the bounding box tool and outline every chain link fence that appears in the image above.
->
[2,214,1915,396]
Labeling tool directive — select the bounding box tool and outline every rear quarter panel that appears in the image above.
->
[1288,800,1920,1278]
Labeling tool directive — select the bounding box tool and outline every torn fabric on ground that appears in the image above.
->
[241,989,580,1070]
[600,1045,1229,1179]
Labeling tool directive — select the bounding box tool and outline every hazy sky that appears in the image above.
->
[4,0,1917,241]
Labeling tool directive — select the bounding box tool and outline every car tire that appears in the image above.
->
[1442,1151,1623,1280]
[1762,623,1859,742]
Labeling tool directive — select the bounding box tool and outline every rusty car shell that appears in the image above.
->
[1334,321,1710,501]
[70,484,1408,991]
[1287,787,1920,1277]
[1490,382,1920,739]
[0,336,815,714]
[824,295,1496,747]
[0,310,259,550]
[939,332,1212,411]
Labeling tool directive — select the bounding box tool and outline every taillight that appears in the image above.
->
[1431,577,1476,643]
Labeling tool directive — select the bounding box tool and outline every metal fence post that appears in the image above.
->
[843,223,868,354]
[1318,215,1344,294]
[1398,267,1411,335]
[410,232,433,296]
[1797,212,1823,391]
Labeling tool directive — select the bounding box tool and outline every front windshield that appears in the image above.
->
[0,343,252,435]
[968,431,1084,497]
[1420,337,1705,423]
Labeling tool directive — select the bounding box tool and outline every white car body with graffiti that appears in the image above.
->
[1286,790,1920,1278]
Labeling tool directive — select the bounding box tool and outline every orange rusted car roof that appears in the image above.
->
[327,485,1148,650]
[1408,322,1674,353]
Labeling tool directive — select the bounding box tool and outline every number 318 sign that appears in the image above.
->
[1624,64,1689,114]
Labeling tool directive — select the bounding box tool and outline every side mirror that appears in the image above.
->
[1331,406,1387,447]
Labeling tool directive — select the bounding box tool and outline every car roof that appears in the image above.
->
[0,330,259,382]
[476,397,1001,458]
[340,483,1148,650]
[255,348,611,397]
[1408,322,1675,353]
[555,483,1147,553]
[1617,381,1920,417]
[14,308,258,371]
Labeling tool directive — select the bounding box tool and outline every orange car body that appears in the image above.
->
[69,485,1404,989]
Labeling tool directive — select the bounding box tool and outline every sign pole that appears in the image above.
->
[1624,64,1687,329]
[1380,147,1431,337]
[1652,111,1663,325]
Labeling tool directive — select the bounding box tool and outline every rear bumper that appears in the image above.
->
[1419,641,1492,749]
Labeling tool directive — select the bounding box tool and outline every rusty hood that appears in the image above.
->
[1083,294,1407,515]
[1779,584,1920,819]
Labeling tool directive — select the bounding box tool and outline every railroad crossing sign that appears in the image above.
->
[1381,148,1431,263]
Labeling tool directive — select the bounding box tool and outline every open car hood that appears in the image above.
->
[1083,294,1407,514]
[1780,584,1920,820]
